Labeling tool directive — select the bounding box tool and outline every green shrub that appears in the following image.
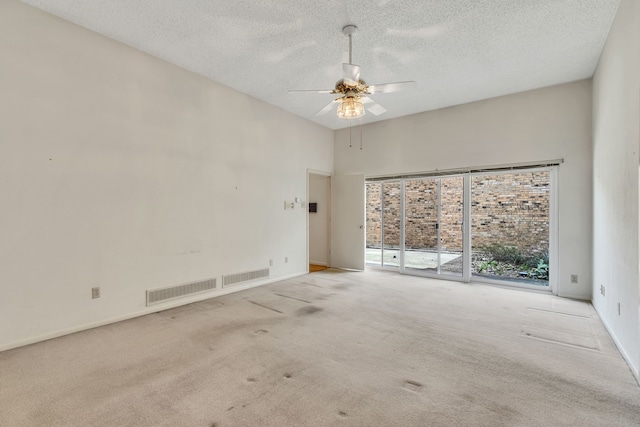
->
[529,259,549,280]
[477,260,498,273]
[480,246,549,280]
[475,245,549,280]
[482,245,533,266]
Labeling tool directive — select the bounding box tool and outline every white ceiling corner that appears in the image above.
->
[22,0,621,130]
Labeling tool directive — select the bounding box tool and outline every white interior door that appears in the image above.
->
[331,174,365,270]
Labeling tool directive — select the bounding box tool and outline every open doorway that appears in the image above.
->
[366,177,463,277]
[308,172,331,273]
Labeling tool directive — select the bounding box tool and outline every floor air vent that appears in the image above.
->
[222,268,269,288]
[146,278,216,306]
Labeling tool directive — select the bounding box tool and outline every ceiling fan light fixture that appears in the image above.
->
[337,97,365,119]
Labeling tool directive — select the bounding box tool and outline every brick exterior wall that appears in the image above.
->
[366,171,549,254]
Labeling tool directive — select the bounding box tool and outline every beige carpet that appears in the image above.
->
[1,269,639,426]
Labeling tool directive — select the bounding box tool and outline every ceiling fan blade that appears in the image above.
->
[315,99,340,116]
[361,97,387,116]
[367,81,416,94]
[288,89,334,94]
[342,63,361,86]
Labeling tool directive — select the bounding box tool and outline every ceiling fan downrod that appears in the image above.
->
[342,25,358,65]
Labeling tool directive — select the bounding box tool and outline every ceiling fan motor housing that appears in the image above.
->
[334,79,368,94]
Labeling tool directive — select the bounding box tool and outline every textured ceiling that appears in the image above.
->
[23,0,620,130]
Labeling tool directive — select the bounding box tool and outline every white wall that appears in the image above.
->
[335,80,593,299]
[0,1,333,350]
[308,174,330,265]
[592,0,640,376]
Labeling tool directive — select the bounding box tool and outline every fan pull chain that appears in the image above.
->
[349,119,352,148]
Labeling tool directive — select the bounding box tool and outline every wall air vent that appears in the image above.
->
[146,278,216,306]
[222,268,269,288]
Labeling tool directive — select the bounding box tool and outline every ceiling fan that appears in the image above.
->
[289,25,416,120]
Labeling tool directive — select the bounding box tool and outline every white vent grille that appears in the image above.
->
[146,278,216,306]
[222,268,269,288]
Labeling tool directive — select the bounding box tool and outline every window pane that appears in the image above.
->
[365,182,382,266]
[439,177,463,277]
[404,179,438,271]
[471,171,550,286]
[382,182,401,268]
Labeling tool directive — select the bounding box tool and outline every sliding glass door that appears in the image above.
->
[365,166,555,291]
[382,182,401,267]
[404,177,463,277]
[365,182,382,266]
[365,181,401,268]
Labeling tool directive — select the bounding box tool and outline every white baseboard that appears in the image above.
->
[557,292,591,301]
[0,271,307,353]
[593,306,639,382]
[309,261,328,266]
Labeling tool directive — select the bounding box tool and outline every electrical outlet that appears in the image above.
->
[570,274,578,284]
[285,257,288,263]
[269,259,273,267]
[600,285,605,297]
[92,287,100,299]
